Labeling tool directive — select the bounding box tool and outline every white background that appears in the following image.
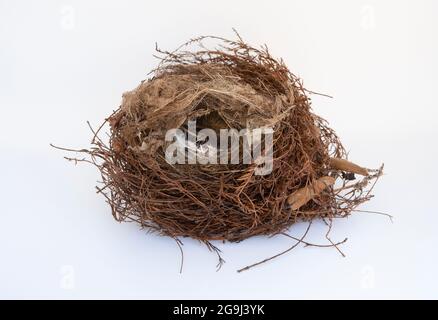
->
[1,0,437,299]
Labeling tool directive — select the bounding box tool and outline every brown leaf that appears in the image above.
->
[287,176,336,210]
[329,158,368,176]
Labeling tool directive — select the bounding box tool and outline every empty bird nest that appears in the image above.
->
[54,33,384,272]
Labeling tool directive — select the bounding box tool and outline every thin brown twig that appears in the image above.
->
[237,221,312,273]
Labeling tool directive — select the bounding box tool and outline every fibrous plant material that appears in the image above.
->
[54,33,384,271]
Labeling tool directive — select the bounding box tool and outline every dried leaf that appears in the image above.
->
[329,158,368,176]
[287,176,336,210]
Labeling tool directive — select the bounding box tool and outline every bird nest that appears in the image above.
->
[54,34,384,271]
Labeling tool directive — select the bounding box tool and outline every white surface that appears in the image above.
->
[1,0,437,299]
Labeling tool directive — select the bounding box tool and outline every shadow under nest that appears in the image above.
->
[56,34,384,272]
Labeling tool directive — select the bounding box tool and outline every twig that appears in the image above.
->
[237,221,312,273]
